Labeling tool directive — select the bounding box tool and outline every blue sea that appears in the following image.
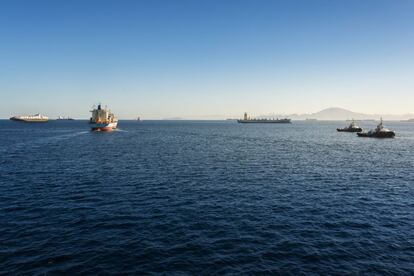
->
[1,120,413,274]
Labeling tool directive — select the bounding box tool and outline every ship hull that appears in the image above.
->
[357,131,395,138]
[90,122,118,131]
[237,119,291,124]
[337,128,362,132]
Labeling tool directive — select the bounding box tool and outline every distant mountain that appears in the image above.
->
[260,107,414,121]
[302,107,368,120]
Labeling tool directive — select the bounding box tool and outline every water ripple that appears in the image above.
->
[1,120,414,274]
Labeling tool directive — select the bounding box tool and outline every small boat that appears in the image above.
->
[10,114,49,122]
[337,119,363,132]
[89,104,118,131]
[357,118,395,138]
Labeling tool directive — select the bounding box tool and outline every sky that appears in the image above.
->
[0,0,413,119]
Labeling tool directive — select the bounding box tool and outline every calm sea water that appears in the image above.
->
[1,120,413,274]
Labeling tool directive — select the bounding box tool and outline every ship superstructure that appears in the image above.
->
[237,112,291,124]
[89,104,118,131]
[10,114,49,122]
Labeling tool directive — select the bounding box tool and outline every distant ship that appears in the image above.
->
[89,104,118,131]
[57,116,74,120]
[401,118,414,122]
[357,118,395,138]
[337,119,363,132]
[237,112,291,124]
[10,114,49,122]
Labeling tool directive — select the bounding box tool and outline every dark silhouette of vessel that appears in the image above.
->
[237,112,291,124]
[337,119,362,132]
[357,118,395,138]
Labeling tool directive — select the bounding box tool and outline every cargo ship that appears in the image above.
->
[89,104,118,131]
[10,114,49,122]
[237,112,291,124]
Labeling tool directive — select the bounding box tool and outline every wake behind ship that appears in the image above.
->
[237,112,291,124]
[89,104,118,131]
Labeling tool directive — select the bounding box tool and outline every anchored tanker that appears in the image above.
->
[237,112,291,124]
[10,114,49,122]
[89,104,118,131]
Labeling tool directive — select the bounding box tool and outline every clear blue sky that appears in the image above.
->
[1,0,413,119]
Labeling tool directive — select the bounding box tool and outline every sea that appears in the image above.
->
[1,120,413,274]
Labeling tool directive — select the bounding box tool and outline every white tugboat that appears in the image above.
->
[89,104,118,131]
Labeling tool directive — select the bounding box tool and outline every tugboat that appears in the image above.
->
[337,119,363,132]
[237,112,291,124]
[357,118,395,138]
[89,104,118,131]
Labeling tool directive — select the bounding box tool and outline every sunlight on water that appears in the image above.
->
[1,120,413,274]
